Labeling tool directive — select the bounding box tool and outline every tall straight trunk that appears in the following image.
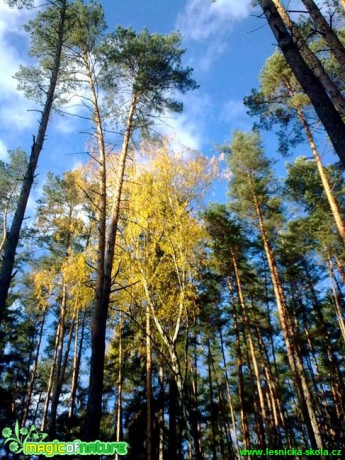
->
[244,340,266,449]
[21,303,48,426]
[209,351,235,459]
[49,300,77,437]
[258,0,345,167]
[41,319,62,432]
[84,48,107,314]
[327,257,345,343]
[0,0,67,319]
[272,0,345,117]
[228,278,250,451]
[255,324,288,446]
[302,0,345,69]
[253,193,323,450]
[218,326,240,457]
[115,312,123,444]
[207,340,217,460]
[168,376,178,460]
[68,309,87,435]
[158,362,164,460]
[48,281,68,438]
[295,297,331,426]
[285,81,345,244]
[303,260,345,420]
[84,92,137,441]
[190,341,203,459]
[231,251,269,440]
[146,306,153,460]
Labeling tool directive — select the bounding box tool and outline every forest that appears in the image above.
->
[0,0,345,459]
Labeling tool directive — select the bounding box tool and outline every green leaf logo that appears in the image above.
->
[2,421,48,454]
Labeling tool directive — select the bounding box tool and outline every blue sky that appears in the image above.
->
[0,0,309,206]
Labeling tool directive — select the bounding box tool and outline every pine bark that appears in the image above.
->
[301,0,345,69]
[253,193,323,450]
[84,92,137,441]
[258,0,345,167]
[285,80,345,245]
[272,0,345,117]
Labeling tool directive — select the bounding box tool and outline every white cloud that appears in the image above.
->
[156,92,212,150]
[176,0,252,41]
[220,99,246,122]
[0,139,8,160]
[198,40,227,72]
[219,98,252,132]
[165,115,202,150]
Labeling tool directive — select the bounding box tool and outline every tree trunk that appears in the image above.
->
[218,325,240,457]
[302,0,345,69]
[327,257,345,343]
[168,376,178,460]
[191,341,203,458]
[68,309,87,436]
[303,260,345,420]
[231,251,269,441]
[141,277,203,460]
[258,0,345,167]
[158,362,164,460]
[272,0,345,117]
[41,319,62,432]
[48,281,68,438]
[207,340,217,460]
[334,255,345,284]
[209,352,235,459]
[21,303,48,426]
[255,323,288,446]
[228,278,250,451]
[285,80,345,244]
[0,0,67,319]
[146,306,153,460]
[114,312,123,460]
[169,347,203,460]
[84,91,137,441]
[253,193,323,450]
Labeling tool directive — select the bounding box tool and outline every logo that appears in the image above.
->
[2,421,128,457]
[2,420,48,454]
